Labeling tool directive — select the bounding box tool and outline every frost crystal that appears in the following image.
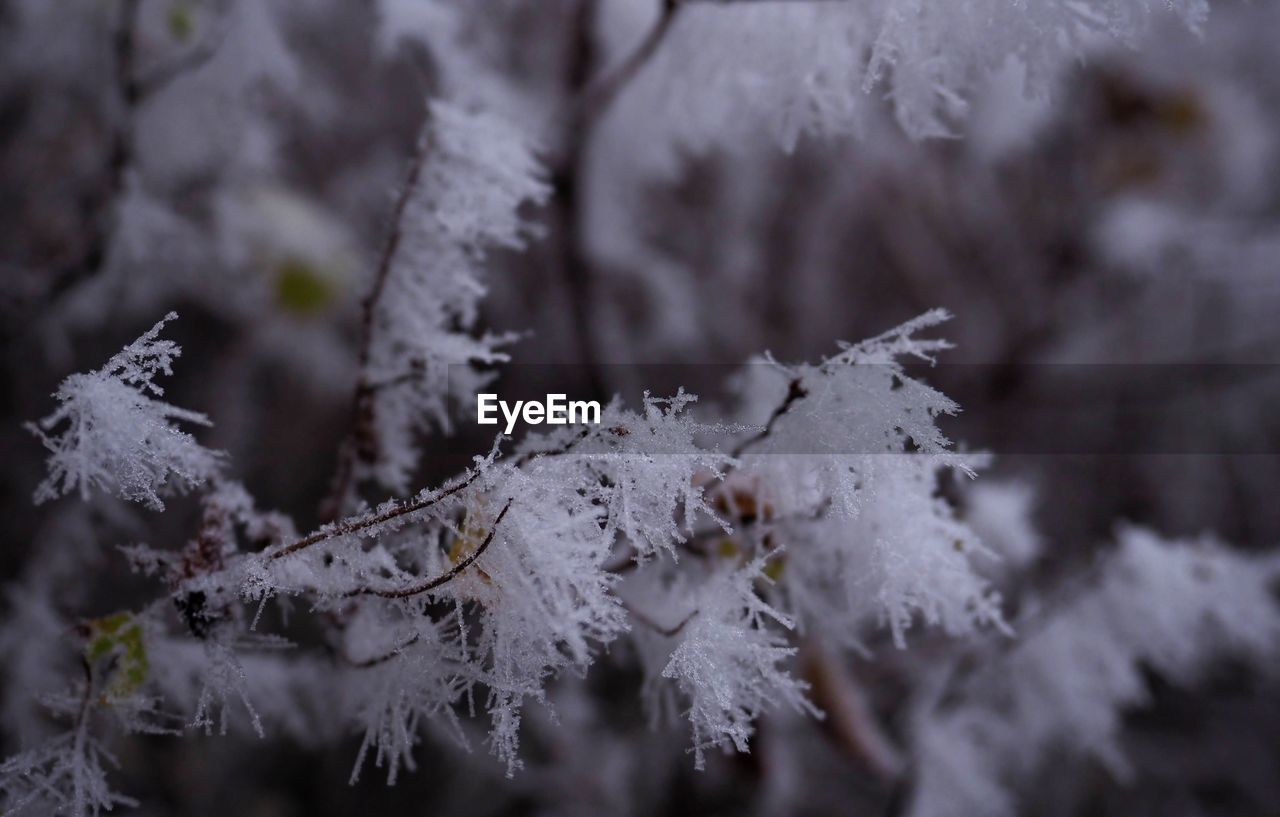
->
[907,527,1280,817]
[364,102,550,493]
[0,725,137,817]
[661,558,818,770]
[726,311,1006,648]
[27,313,222,510]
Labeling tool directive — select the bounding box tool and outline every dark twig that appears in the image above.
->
[347,634,423,669]
[731,377,808,458]
[42,0,142,300]
[322,127,435,521]
[46,0,229,304]
[346,500,514,599]
[135,13,231,98]
[577,0,682,123]
[623,599,699,637]
[269,467,484,561]
[512,427,593,467]
[550,0,615,404]
[551,0,686,406]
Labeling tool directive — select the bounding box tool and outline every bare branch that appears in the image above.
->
[347,634,422,669]
[268,466,485,561]
[512,427,592,467]
[623,599,699,637]
[577,0,850,123]
[800,638,905,781]
[135,11,232,98]
[346,499,514,599]
[44,0,233,304]
[731,377,808,458]
[321,123,435,521]
[578,0,682,123]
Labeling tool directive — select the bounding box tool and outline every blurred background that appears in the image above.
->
[2,0,1279,814]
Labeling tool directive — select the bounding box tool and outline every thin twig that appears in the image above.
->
[135,10,231,98]
[347,634,422,669]
[577,0,850,122]
[346,500,514,599]
[72,657,95,815]
[731,377,808,458]
[322,124,435,521]
[801,638,905,781]
[42,0,141,300]
[512,426,593,467]
[577,0,681,123]
[623,599,699,637]
[45,0,231,304]
[269,467,485,561]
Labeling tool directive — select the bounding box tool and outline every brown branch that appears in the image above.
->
[577,0,682,124]
[321,126,435,521]
[347,634,422,669]
[576,0,850,124]
[268,467,485,561]
[731,377,808,458]
[553,0,678,402]
[135,11,231,98]
[345,500,514,599]
[45,0,231,304]
[800,638,905,781]
[512,426,593,467]
[623,599,699,636]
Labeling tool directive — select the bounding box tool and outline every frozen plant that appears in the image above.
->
[3,1,1279,816]
[26,313,222,511]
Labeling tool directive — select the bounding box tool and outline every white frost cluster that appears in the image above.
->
[26,313,222,511]
[907,527,1280,817]
[364,101,550,493]
[729,311,1006,648]
[660,558,819,769]
[603,0,1210,148]
[0,722,136,817]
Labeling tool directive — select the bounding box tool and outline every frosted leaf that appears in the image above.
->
[453,471,627,773]
[777,455,1007,650]
[26,313,223,511]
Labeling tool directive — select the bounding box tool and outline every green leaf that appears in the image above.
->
[84,612,149,701]
[274,257,337,315]
[167,4,194,42]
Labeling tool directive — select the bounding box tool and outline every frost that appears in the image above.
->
[605,0,1211,147]
[364,101,550,493]
[342,606,472,785]
[26,313,223,510]
[723,312,1006,648]
[0,725,137,817]
[458,467,627,773]
[660,558,819,770]
[7,0,1277,811]
[551,390,731,561]
[907,527,1280,817]
[965,481,1043,573]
